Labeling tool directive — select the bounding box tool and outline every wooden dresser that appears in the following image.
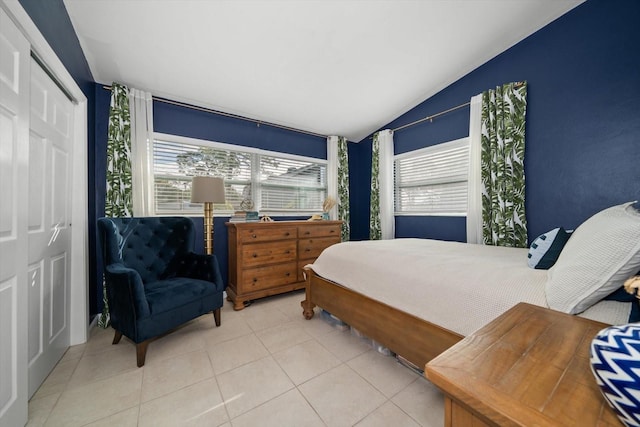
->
[226,220,342,310]
[425,303,620,427]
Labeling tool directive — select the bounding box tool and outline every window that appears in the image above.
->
[151,133,327,215]
[394,137,469,216]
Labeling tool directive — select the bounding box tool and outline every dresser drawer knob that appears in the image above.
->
[253,278,257,282]
[304,231,310,235]
[285,272,290,277]
[252,234,257,238]
[285,250,290,254]
[285,232,290,236]
[252,254,258,258]
[305,248,311,252]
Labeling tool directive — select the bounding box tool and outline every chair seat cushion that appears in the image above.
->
[145,278,217,315]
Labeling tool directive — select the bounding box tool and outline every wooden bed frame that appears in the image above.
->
[301,268,464,370]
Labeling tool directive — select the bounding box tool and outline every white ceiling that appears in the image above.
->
[64,0,583,142]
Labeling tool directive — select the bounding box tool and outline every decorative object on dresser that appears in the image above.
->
[226,220,342,310]
[229,197,259,222]
[240,197,254,211]
[190,176,226,254]
[426,303,620,427]
[322,196,336,220]
[229,210,259,223]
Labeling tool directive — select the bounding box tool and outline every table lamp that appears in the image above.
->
[191,176,226,254]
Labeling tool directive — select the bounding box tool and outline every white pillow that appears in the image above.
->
[545,202,640,314]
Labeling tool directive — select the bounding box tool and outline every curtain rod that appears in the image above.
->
[388,80,526,135]
[390,82,526,134]
[391,101,471,133]
[101,85,327,139]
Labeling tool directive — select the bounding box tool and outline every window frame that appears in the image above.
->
[394,137,469,217]
[150,132,328,217]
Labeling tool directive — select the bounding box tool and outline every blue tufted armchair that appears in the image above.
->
[97,217,225,367]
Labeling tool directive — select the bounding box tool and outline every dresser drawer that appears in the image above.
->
[241,240,296,267]
[238,226,297,243]
[241,263,298,292]
[298,236,341,260]
[298,224,341,239]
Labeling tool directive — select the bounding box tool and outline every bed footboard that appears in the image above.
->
[302,267,463,369]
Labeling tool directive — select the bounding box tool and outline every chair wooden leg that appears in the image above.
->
[213,308,221,327]
[136,340,150,367]
[112,330,123,345]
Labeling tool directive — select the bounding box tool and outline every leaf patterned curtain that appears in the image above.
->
[98,82,132,328]
[370,132,382,240]
[105,83,133,217]
[337,137,350,241]
[370,130,394,240]
[327,136,351,241]
[481,81,528,247]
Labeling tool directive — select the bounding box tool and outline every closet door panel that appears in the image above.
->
[0,7,30,427]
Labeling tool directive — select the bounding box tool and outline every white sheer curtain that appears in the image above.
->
[466,94,483,244]
[369,129,396,240]
[327,136,339,220]
[129,88,154,216]
[378,129,395,240]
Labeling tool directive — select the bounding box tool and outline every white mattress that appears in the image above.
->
[309,239,630,336]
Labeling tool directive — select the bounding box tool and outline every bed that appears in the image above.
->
[301,238,634,370]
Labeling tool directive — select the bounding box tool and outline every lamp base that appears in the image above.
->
[203,202,214,255]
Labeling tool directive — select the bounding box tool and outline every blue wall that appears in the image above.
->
[154,101,326,159]
[351,0,640,242]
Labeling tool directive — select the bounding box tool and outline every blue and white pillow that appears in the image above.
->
[527,227,571,269]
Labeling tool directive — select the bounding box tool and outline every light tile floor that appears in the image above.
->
[27,290,444,427]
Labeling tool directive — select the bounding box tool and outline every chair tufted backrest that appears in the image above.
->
[98,217,196,284]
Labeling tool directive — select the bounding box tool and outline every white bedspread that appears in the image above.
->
[309,239,630,336]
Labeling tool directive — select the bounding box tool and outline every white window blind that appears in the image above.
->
[151,134,327,215]
[259,155,327,212]
[394,137,469,215]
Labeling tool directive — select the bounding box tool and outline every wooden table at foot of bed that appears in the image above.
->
[425,302,620,427]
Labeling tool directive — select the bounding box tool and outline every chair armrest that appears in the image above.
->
[175,253,225,290]
[104,263,151,318]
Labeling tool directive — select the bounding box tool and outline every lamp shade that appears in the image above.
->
[191,176,226,203]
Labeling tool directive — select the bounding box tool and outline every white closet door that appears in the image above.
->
[27,58,74,398]
[0,7,30,427]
